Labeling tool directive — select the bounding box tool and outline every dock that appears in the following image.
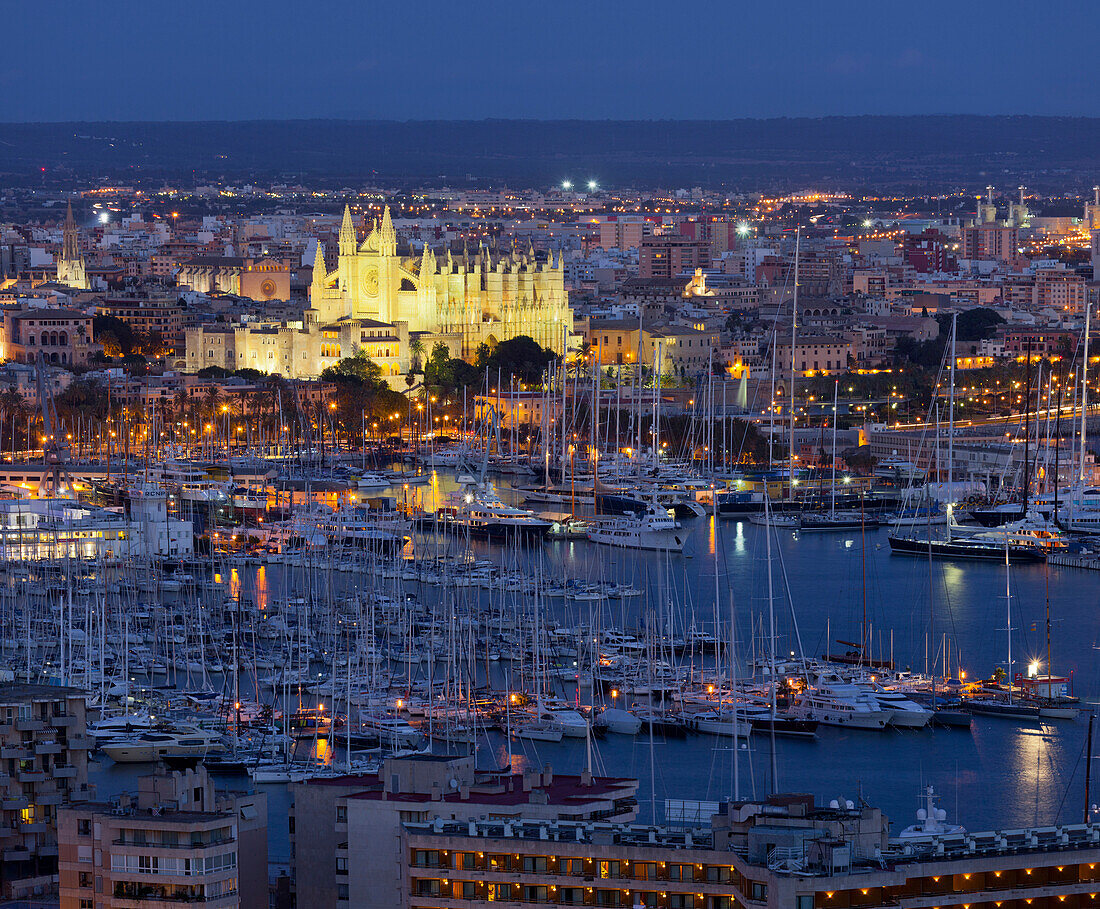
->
[1048,553,1100,571]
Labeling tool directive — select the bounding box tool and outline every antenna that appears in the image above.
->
[986,184,994,205]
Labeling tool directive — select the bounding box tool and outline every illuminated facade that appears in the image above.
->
[55,203,88,290]
[310,205,571,358]
[187,205,571,384]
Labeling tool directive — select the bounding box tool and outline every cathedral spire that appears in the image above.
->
[311,242,327,289]
[62,201,80,262]
[379,205,396,256]
[420,242,436,278]
[339,204,356,256]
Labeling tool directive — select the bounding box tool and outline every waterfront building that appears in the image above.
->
[57,765,267,909]
[289,755,638,909]
[399,793,1100,909]
[0,684,91,900]
[0,494,193,561]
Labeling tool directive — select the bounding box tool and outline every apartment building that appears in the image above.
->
[400,793,1100,909]
[0,684,91,899]
[640,236,711,280]
[960,224,1018,263]
[57,765,267,909]
[289,755,638,909]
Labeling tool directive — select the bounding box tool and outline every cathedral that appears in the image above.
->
[56,202,88,290]
[185,205,572,384]
[310,205,571,358]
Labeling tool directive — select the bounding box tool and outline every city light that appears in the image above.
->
[587,179,598,191]
[561,180,572,190]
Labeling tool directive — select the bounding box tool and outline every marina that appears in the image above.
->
[3,453,1090,844]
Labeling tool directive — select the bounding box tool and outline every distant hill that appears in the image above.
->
[3,116,1100,190]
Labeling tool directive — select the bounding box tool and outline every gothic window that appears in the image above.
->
[59,332,67,346]
[40,332,48,345]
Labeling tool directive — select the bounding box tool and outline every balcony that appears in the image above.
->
[2,848,31,862]
[35,741,62,755]
[54,765,78,778]
[50,714,80,729]
[67,736,91,750]
[14,718,44,732]
[17,770,47,783]
[0,747,29,760]
[1,798,29,811]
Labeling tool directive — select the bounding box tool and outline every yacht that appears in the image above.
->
[684,707,748,738]
[587,504,685,551]
[434,481,551,539]
[854,681,933,728]
[359,714,424,748]
[512,718,564,742]
[356,472,392,491]
[101,726,226,763]
[538,700,589,738]
[799,510,880,532]
[788,680,890,729]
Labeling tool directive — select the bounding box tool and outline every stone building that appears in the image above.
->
[186,205,571,385]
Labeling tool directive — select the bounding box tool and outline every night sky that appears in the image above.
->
[9,0,1098,121]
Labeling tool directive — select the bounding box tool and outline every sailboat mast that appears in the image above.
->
[946,312,958,541]
[1080,300,1092,486]
[789,228,800,498]
[831,380,839,515]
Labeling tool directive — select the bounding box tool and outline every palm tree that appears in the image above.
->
[409,337,426,373]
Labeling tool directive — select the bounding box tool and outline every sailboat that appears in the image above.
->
[888,313,1045,563]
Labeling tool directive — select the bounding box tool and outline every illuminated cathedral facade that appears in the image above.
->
[185,205,572,384]
[310,205,571,358]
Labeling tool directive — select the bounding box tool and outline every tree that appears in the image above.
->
[409,337,426,373]
[481,335,557,385]
[423,342,455,388]
[92,315,136,357]
[320,350,386,390]
[943,308,1005,343]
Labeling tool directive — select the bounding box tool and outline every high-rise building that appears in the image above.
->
[639,235,711,279]
[57,765,267,909]
[960,224,1018,263]
[0,684,92,900]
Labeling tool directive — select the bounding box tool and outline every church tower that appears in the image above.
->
[56,202,88,289]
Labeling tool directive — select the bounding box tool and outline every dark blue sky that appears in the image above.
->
[9,1,1098,121]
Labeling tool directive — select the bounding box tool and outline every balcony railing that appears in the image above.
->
[112,837,235,851]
